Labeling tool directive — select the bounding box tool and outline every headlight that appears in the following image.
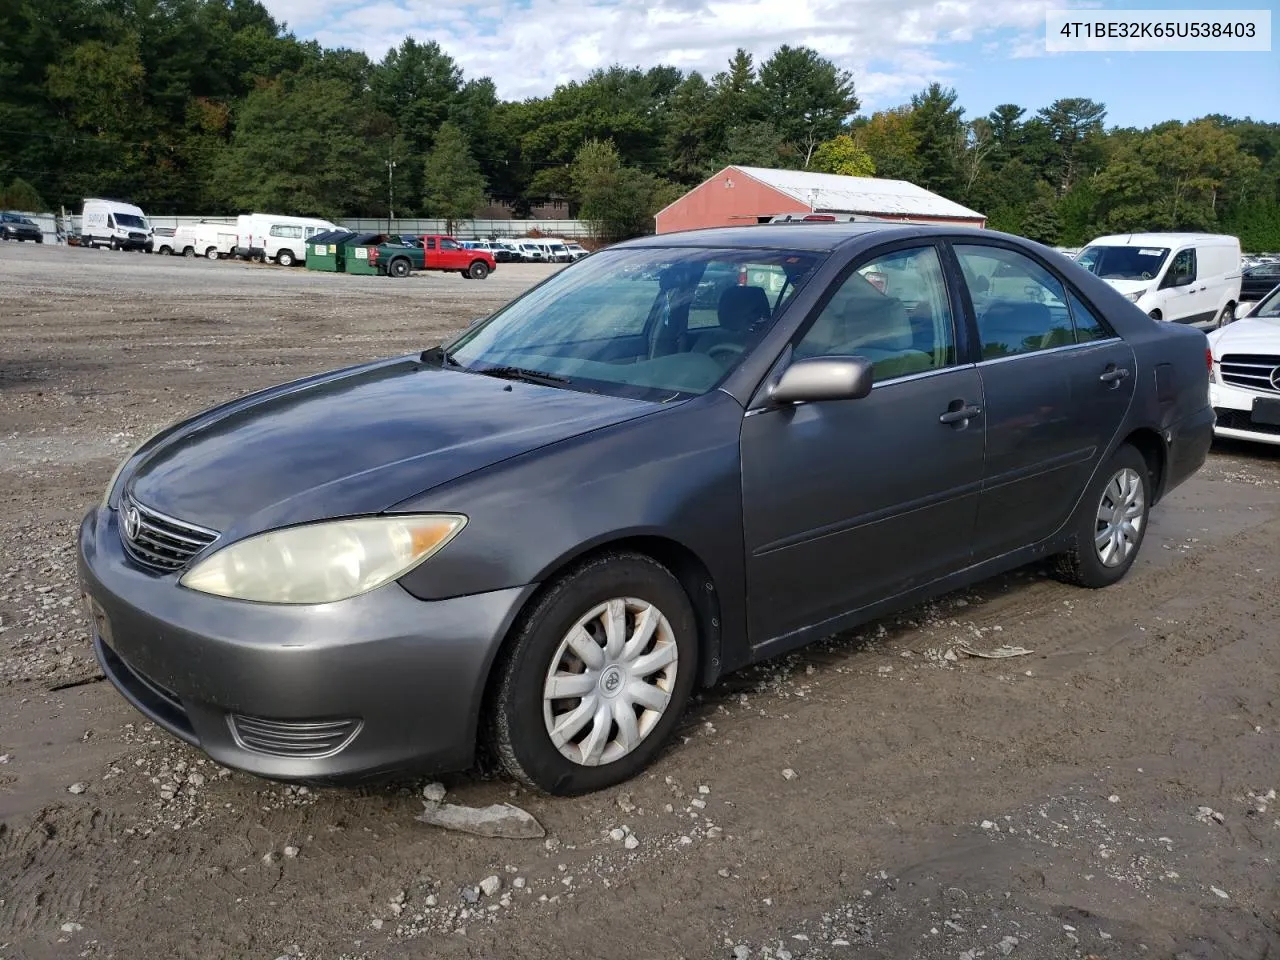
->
[179,515,466,604]
[1123,290,1146,303]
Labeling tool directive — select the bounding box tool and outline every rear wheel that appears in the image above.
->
[468,260,490,280]
[1053,444,1152,588]
[277,249,296,267]
[388,258,410,278]
[205,247,219,261]
[183,246,195,257]
[1147,309,1161,321]
[486,553,698,795]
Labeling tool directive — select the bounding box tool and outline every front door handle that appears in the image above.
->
[939,403,982,425]
[1099,367,1131,384]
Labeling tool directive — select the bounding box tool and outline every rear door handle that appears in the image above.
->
[1099,367,1131,384]
[939,403,982,424]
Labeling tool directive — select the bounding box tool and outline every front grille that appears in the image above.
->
[119,495,219,572]
[1220,354,1280,394]
[128,231,147,241]
[1214,407,1280,436]
[229,715,362,759]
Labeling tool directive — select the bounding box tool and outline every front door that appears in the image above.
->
[951,243,1136,559]
[741,244,986,646]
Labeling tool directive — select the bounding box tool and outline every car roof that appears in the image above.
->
[620,222,997,253]
[1086,232,1238,247]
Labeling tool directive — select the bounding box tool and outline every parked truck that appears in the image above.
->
[398,235,497,279]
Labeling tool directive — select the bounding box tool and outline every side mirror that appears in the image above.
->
[1235,302,1254,320]
[770,356,874,405]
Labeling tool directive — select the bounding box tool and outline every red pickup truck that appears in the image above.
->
[405,235,497,280]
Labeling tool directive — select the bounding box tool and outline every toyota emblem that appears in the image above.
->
[124,505,141,541]
[603,671,621,692]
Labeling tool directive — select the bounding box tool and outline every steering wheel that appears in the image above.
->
[708,342,746,366]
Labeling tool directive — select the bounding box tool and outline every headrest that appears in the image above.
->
[718,285,771,332]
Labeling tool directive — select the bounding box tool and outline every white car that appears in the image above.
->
[565,242,589,260]
[1076,232,1241,329]
[1208,281,1280,445]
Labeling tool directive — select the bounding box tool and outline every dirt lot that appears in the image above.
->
[1,241,1278,960]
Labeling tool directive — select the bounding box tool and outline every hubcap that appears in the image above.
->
[1095,467,1146,567]
[542,597,678,767]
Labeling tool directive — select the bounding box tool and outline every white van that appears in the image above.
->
[81,198,153,252]
[542,238,572,262]
[235,213,339,266]
[1075,232,1242,328]
[171,220,238,259]
[515,240,546,262]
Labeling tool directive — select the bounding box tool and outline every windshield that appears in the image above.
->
[1253,285,1280,319]
[446,246,823,401]
[1076,245,1169,281]
[115,213,148,229]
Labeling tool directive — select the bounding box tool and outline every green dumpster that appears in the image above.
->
[305,230,354,272]
[341,233,384,276]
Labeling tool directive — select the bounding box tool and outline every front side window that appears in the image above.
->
[955,245,1074,357]
[794,246,956,381]
[1163,248,1197,286]
[440,239,460,250]
[270,224,304,239]
[447,247,823,400]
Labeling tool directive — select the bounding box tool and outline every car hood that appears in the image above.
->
[125,357,659,536]
[1100,278,1155,297]
[1209,315,1280,357]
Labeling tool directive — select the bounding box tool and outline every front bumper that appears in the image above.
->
[77,506,534,781]
[1209,381,1280,446]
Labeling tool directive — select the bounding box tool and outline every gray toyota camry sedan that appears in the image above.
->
[79,223,1214,795]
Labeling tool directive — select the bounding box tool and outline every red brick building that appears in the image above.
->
[655,165,986,234]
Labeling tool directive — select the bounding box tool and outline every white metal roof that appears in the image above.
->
[1086,232,1239,248]
[733,166,984,221]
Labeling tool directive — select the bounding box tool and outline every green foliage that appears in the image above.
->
[0,177,46,210]
[423,121,487,232]
[1,0,1277,249]
[811,135,875,177]
[572,138,676,241]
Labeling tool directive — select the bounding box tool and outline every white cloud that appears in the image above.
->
[269,0,1055,109]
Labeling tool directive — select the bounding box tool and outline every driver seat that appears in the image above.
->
[693,285,771,357]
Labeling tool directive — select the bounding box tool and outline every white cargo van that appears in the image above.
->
[81,198,153,252]
[235,213,339,266]
[171,220,238,259]
[1075,232,1242,328]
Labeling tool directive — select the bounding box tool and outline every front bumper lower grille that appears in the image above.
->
[1214,407,1280,436]
[229,714,362,759]
[119,495,219,572]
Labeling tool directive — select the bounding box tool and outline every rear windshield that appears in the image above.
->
[1076,245,1169,281]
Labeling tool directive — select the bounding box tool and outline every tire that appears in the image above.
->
[468,260,490,280]
[109,238,120,251]
[1216,302,1235,328]
[486,552,699,796]
[1053,444,1152,589]
[277,249,296,267]
[388,258,410,278]
[205,247,219,261]
[1147,310,1161,321]
[461,270,473,279]
[183,246,195,258]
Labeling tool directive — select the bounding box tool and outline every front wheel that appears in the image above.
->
[205,247,219,261]
[461,270,473,279]
[183,246,195,258]
[486,553,698,795]
[1216,302,1235,328]
[1053,444,1152,588]
[468,260,490,280]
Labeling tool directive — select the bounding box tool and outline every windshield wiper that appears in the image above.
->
[473,365,570,387]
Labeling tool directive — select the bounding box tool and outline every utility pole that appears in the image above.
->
[386,158,397,233]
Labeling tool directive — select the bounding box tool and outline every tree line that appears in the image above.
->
[2,0,1278,248]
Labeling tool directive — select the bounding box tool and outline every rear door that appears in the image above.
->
[741,242,986,644]
[951,242,1136,560]
[438,237,468,269]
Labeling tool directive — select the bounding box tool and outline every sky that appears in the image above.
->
[260,0,1280,128]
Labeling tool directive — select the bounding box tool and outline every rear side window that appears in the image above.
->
[955,245,1074,357]
[1066,292,1115,342]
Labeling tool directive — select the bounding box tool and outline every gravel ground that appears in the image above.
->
[1,242,1278,960]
